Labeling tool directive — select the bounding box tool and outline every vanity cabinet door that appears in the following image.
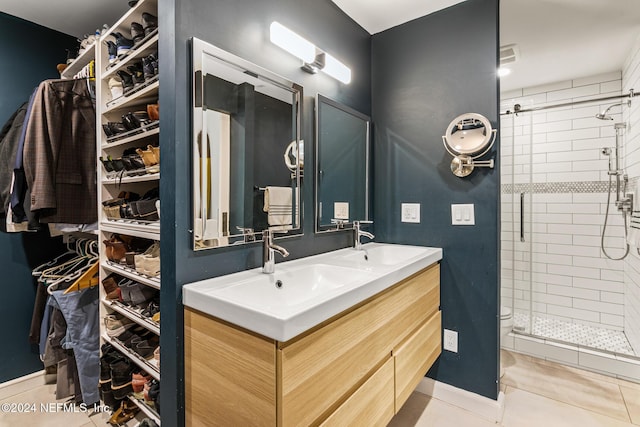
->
[277,264,440,427]
[320,357,395,427]
[393,310,442,411]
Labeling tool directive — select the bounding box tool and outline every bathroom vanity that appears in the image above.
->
[183,243,442,426]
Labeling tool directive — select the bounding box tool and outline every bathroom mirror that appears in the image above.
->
[442,112,496,177]
[315,94,370,232]
[192,38,302,250]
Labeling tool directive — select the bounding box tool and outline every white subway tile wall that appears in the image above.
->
[500,70,631,348]
[623,33,640,355]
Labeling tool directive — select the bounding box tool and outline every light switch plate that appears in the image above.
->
[401,203,420,223]
[334,202,349,220]
[451,204,475,225]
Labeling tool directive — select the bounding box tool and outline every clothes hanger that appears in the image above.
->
[63,261,99,294]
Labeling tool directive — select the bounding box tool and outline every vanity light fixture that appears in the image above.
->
[498,67,511,77]
[270,21,351,84]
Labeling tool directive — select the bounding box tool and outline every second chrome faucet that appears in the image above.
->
[262,230,289,274]
[353,220,374,250]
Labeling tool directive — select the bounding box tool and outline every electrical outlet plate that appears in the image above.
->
[443,329,458,353]
[401,203,420,223]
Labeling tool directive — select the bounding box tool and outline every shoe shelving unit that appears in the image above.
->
[96,0,161,423]
[61,42,96,79]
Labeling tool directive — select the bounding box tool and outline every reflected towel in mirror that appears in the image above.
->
[264,186,295,229]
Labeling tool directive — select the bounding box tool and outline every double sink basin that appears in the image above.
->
[182,243,443,341]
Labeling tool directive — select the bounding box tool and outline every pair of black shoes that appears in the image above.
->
[103,111,151,138]
[116,326,159,359]
[100,150,145,177]
[131,12,158,43]
[100,344,134,409]
[120,187,160,221]
[109,12,157,58]
[115,53,158,94]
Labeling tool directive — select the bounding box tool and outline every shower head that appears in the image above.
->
[595,112,614,120]
[596,100,630,121]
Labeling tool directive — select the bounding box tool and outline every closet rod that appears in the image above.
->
[500,89,634,116]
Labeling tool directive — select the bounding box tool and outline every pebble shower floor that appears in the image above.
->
[513,312,635,355]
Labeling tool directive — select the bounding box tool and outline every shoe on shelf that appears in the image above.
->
[104,314,134,337]
[130,21,145,45]
[110,358,135,400]
[127,62,145,86]
[127,281,158,306]
[135,241,160,274]
[101,274,121,300]
[132,371,150,396]
[147,103,159,121]
[108,77,123,101]
[104,40,118,64]
[115,326,148,347]
[111,32,134,56]
[141,12,158,36]
[142,55,156,80]
[108,399,139,426]
[134,336,159,359]
[116,70,134,92]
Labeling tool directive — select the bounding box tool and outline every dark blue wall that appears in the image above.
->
[159,0,370,425]
[371,0,500,399]
[0,12,76,383]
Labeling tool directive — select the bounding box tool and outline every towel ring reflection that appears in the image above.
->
[442,113,496,177]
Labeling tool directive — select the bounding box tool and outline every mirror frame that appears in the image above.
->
[191,37,303,250]
[314,94,371,234]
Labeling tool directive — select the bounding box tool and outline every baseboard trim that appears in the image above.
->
[416,377,505,423]
[0,371,45,401]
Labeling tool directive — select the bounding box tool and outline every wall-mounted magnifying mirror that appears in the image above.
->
[315,94,370,232]
[442,112,496,177]
[192,38,303,250]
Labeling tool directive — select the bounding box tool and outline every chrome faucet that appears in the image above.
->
[353,220,374,250]
[262,230,289,274]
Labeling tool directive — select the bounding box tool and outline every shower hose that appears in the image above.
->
[601,174,630,260]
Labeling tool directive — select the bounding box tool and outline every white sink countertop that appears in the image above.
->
[182,242,442,342]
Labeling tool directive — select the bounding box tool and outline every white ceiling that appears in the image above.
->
[330,0,467,34]
[1,0,639,93]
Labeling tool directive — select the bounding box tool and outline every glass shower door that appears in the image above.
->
[501,109,534,335]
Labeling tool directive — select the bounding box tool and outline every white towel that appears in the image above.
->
[264,186,294,229]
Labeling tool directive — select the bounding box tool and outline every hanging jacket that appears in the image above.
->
[0,102,28,218]
[23,79,97,224]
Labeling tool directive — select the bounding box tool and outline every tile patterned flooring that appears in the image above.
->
[390,350,640,426]
[2,350,639,426]
[513,312,635,355]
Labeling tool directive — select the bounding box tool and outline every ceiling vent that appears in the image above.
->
[500,44,519,65]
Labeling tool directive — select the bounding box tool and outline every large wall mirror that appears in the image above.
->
[315,94,370,233]
[192,38,303,250]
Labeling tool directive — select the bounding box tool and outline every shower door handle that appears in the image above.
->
[520,192,525,242]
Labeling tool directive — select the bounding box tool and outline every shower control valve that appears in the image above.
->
[616,194,633,213]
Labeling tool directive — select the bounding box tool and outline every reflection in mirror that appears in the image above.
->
[315,95,370,232]
[192,38,302,250]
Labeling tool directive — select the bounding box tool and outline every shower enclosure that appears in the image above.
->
[500,79,640,378]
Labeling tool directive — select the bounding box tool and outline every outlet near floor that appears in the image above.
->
[443,329,458,353]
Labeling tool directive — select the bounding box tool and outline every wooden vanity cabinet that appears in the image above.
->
[185,263,441,427]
